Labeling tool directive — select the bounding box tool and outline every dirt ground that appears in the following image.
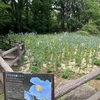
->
[89,79,100,90]
[20,64,100,91]
[54,75,100,91]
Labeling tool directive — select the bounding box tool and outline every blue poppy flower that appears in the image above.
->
[24,91,33,100]
[29,77,51,100]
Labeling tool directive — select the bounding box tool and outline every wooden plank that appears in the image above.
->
[55,68,100,99]
[15,43,21,66]
[86,91,100,100]
[0,56,13,83]
[9,57,19,67]
[0,56,13,72]
[2,46,17,57]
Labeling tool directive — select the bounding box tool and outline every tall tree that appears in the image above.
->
[31,0,52,33]
[0,1,11,34]
[54,0,89,31]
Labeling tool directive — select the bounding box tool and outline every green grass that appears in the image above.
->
[7,32,100,75]
[0,94,4,100]
[62,68,74,79]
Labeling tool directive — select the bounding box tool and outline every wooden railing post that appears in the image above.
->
[15,43,21,67]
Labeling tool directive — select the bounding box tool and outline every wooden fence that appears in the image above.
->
[0,36,25,66]
[0,36,21,47]
[55,68,100,100]
[0,36,25,83]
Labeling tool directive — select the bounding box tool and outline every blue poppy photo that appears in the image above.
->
[24,90,33,100]
[29,77,51,100]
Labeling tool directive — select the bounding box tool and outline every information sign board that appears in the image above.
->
[3,72,54,100]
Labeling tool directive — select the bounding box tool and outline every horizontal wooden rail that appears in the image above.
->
[1,43,24,57]
[55,68,100,99]
[19,42,24,47]
[2,47,17,57]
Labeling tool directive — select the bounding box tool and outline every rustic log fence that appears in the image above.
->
[0,36,25,66]
[55,68,100,100]
[0,36,25,83]
[0,36,19,47]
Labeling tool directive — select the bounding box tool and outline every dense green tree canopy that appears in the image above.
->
[0,0,100,34]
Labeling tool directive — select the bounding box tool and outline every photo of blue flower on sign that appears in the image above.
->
[24,76,53,100]
[24,91,33,100]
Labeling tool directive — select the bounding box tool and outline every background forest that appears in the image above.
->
[0,0,100,35]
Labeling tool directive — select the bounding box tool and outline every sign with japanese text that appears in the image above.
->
[3,72,54,100]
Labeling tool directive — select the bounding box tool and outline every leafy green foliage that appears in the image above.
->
[0,42,11,50]
[76,31,89,36]
[0,2,11,34]
[0,94,4,100]
[79,73,85,78]
[58,98,65,100]
[46,67,52,73]
[29,66,40,73]
[31,0,52,34]
[0,0,100,34]
[96,75,100,80]
[86,0,100,21]
[82,24,99,34]
[62,68,73,79]
[67,17,83,31]
[93,59,100,66]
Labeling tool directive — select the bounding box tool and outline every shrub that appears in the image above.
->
[0,42,11,50]
[82,24,99,35]
[29,66,39,73]
[93,59,100,66]
[96,75,100,80]
[62,68,73,79]
[93,19,100,26]
[67,17,83,32]
[46,67,52,73]
[76,30,90,36]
